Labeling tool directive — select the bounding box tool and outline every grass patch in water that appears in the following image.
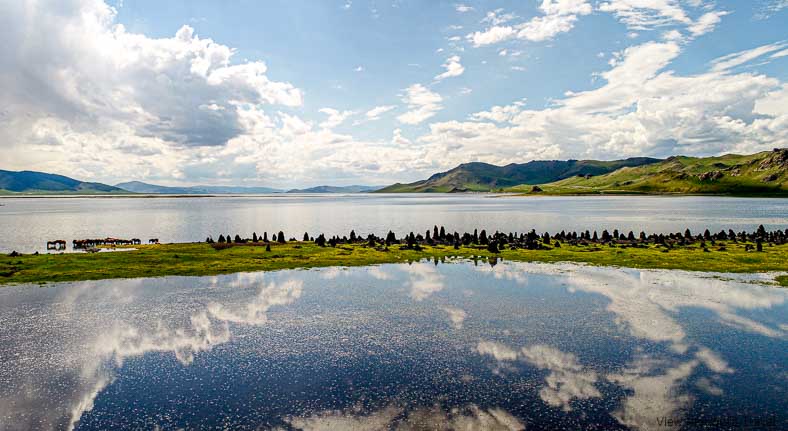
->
[1,240,787,286]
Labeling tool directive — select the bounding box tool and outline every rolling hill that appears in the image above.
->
[507,149,788,196]
[377,157,662,193]
[0,170,125,194]
[115,181,282,194]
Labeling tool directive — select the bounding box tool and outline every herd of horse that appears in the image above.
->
[46,238,159,250]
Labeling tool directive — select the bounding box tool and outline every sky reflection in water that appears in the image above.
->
[0,261,785,430]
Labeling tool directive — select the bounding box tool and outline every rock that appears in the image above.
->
[698,170,724,181]
[763,173,779,183]
[758,148,788,170]
[531,185,543,193]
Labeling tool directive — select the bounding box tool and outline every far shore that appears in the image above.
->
[2,191,788,199]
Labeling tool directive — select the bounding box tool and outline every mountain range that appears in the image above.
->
[0,170,125,194]
[114,181,283,194]
[376,157,661,192]
[2,149,785,196]
[507,148,788,196]
[286,185,382,193]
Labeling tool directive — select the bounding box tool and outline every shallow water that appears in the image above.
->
[0,261,785,430]
[1,194,787,253]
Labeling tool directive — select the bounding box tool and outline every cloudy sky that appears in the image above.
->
[1,0,786,187]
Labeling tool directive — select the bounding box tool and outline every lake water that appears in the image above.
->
[0,261,785,430]
[1,195,787,253]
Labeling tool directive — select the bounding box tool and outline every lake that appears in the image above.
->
[1,195,787,253]
[0,260,785,430]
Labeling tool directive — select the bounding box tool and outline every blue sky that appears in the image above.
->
[1,0,787,187]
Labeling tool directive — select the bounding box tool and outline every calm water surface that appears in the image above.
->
[1,195,787,252]
[0,261,785,430]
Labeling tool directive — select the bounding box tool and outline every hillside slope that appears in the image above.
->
[377,158,661,193]
[508,149,788,196]
[0,170,124,194]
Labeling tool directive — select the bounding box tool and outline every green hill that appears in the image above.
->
[508,149,788,196]
[0,170,125,194]
[377,158,661,193]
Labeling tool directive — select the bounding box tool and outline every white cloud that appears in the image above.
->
[470,100,526,122]
[318,108,354,129]
[688,10,728,36]
[598,0,691,30]
[397,84,443,125]
[468,26,516,46]
[482,9,519,25]
[455,3,474,13]
[365,105,396,120]
[710,41,788,72]
[417,40,788,164]
[755,0,788,19]
[434,55,465,81]
[467,1,592,47]
[354,65,364,72]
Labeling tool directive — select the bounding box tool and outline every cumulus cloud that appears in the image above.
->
[417,40,788,165]
[365,105,396,121]
[318,108,354,129]
[688,10,729,36]
[470,100,526,123]
[434,55,465,81]
[0,1,301,147]
[467,0,592,47]
[598,0,691,30]
[397,84,444,125]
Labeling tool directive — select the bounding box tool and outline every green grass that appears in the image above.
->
[506,150,788,196]
[2,240,787,286]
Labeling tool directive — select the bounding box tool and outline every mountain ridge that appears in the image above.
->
[0,170,125,194]
[377,157,662,193]
[507,149,788,196]
[115,181,283,194]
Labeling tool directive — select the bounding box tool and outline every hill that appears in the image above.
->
[286,185,381,193]
[0,170,124,194]
[115,181,282,194]
[508,149,788,196]
[377,158,661,193]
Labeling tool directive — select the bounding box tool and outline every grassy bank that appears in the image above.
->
[2,241,787,286]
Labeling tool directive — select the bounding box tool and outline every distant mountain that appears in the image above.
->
[115,181,282,194]
[286,185,382,193]
[0,170,125,194]
[377,157,661,193]
[508,149,788,196]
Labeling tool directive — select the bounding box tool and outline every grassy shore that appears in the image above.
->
[2,241,787,286]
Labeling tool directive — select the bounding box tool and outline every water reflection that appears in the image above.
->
[286,403,525,430]
[0,261,785,430]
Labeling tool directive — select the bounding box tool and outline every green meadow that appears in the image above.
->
[2,241,786,286]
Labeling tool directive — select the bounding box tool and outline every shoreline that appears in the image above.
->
[2,241,787,287]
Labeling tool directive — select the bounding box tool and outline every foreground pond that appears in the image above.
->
[0,262,785,430]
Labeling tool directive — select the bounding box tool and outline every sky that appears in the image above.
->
[1,0,787,188]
